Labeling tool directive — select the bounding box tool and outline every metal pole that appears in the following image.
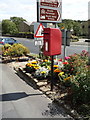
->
[51,55,54,91]
[37,0,39,22]
[51,23,57,91]
[63,29,67,61]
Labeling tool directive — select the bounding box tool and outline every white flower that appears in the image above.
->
[34,67,49,77]
[58,61,64,69]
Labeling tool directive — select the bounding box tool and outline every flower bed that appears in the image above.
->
[1,43,30,63]
[24,50,90,119]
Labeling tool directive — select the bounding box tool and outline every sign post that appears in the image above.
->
[63,29,67,61]
[37,0,62,91]
[51,55,54,91]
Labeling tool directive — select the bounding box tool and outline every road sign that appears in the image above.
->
[40,0,61,8]
[34,40,43,46]
[37,0,62,23]
[40,8,61,22]
[34,22,45,46]
[34,23,44,38]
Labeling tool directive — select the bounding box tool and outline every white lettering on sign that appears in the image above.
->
[41,0,59,3]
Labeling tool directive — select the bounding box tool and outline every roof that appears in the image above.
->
[23,21,35,26]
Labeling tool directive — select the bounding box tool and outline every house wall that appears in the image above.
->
[30,25,34,33]
[0,21,2,36]
[88,20,90,39]
[18,22,34,33]
[18,22,30,32]
[81,21,88,36]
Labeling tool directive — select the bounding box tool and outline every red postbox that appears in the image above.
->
[43,28,62,56]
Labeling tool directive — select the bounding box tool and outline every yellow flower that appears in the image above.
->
[26,63,31,66]
[53,65,58,68]
[34,66,40,70]
[58,72,64,76]
[43,59,48,62]
[47,66,51,70]
[29,64,34,67]
[41,71,46,74]
[54,69,61,73]
[64,77,70,81]
[33,64,38,67]
[31,61,37,64]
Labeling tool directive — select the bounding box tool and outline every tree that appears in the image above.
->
[73,21,82,36]
[2,20,18,34]
[58,19,84,36]
[10,17,26,30]
[58,19,74,30]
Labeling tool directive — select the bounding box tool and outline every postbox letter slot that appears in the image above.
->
[45,42,48,51]
[44,39,48,40]
[42,32,49,34]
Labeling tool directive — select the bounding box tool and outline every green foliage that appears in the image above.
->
[40,60,51,67]
[2,44,11,51]
[73,21,82,36]
[58,50,90,117]
[58,19,86,36]
[2,43,30,57]
[58,19,74,30]
[2,20,18,34]
[10,17,26,30]
[59,51,90,110]
[2,44,12,56]
[19,32,33,34]
[77,104,90,118]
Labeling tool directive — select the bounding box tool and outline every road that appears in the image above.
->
[0,63,73,119]
[14,37,88,58]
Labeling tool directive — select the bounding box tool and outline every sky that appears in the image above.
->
[0,0,90,22]
[89,1,90,19]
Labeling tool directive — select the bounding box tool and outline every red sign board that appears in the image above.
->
[40,0,61,8]
[37,0,62,23]
[40,8,61,21]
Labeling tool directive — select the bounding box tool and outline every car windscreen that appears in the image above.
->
[5,38,15,41]
[0,38,3,41]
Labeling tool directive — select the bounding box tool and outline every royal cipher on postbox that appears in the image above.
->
[43,28,62,56]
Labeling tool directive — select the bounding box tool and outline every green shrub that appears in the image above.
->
[2,43,30,57]
[59,50,90,104]
[2,44,11,51]
[2,44,12,56]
